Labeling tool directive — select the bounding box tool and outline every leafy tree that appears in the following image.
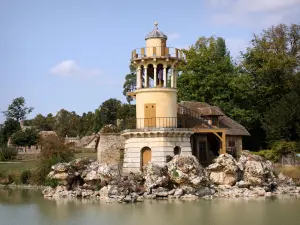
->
[2,97,33,122]
[0,119,20,145]
[123,65,136,104]
[54,109,80,137]
[92,109,102,133]
[117,104,136,119]
[99,98,122,125]
[10,127,40,147]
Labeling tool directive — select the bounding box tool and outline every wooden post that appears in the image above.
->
[221,132,226,154]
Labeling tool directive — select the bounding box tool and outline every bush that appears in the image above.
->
[271,140,297,157]
[44,178,59,188]
[0,146,18,161]
[20,170,32,184]
[253,149,279,162]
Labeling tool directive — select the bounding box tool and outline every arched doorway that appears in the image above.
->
[174,146,181,155]
[141,147,151,170]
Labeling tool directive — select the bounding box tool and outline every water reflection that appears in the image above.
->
[0,188,299,225]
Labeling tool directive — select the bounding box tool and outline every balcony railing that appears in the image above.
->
[131,47,186,61]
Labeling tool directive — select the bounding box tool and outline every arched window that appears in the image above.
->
[174,146,181,155]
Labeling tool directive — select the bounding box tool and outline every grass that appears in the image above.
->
[280,166,300,180]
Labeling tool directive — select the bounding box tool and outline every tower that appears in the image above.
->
[122,23,193,173]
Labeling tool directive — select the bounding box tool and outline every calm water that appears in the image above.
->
[0,188,299,225]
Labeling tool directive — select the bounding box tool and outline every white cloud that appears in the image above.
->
[50,60,101,78]
[167,32,180,41]
[207,0,300,27]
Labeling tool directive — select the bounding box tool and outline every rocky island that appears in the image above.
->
[42,151,300,203]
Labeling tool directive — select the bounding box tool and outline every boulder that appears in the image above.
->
[51,163,69,172]
[52,172,69,180]
[238,151,275,186]
[167,155,207,188]
[207,154,239,186]
[144,162,169,192]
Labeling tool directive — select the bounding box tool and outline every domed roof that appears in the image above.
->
[145,22,168,40]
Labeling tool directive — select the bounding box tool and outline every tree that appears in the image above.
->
[0,119,20,145]
[92,109,102,133]
[117,104,136,119]
[10,127,40,147]
[2,97,33,121]
[99,98,122,125]
[54,109,80,137]
[123,65,136,104]
[241,23,300,148]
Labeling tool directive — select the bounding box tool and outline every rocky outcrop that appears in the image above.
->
[207,154,240,186]
[42,153,299,203]
[238,151,275,186]
[167,155,207,188]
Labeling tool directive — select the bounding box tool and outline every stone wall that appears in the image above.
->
[122,131,193,173]
[97,133,125,165]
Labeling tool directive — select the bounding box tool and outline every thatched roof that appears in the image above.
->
[178,101,250,136]
[39,131,57,138]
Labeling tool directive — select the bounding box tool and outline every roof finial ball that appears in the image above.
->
[154,22,158,28]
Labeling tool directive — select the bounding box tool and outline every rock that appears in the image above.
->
[42,187,55,198]
[236,181,251,188]
[207,154,239,186]
[98,164,120,182]
[174,188,184,198]
[84,170,99,181]
[89,161,100,170]
[53,172,69,180]
[168,189,176,195]
[136,196,144,202]
[156,192,169,197]
[180,194,198,200]
[195,187,215,197]
[51,163,69,172]
[167,155,207,188]
[144,163,169,192]
[99,186,109,199]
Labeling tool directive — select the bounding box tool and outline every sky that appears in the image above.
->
[0,0,299,123]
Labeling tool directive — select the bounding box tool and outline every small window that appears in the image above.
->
[174,146,181,155]
[212,116,218,126]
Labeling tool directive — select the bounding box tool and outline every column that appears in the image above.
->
[136,67,141,89]
[153,65,157,87]
[163,66,167,87]
[174,70,178,88]
[171,67,174,88]
[144,66,148,88]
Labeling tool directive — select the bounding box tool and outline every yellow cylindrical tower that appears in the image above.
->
[129,22,185,129]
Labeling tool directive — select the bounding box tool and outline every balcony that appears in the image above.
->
[131,47,186,61]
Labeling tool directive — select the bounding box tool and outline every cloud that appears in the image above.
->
[50,60,101,78]
[207,0,300,28]
[167,32,180,41]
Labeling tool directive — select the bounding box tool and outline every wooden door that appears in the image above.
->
[144,103,156,127]
[142,147,151,169]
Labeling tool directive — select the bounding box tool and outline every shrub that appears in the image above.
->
[20,170,32,184]
[44,178,59,188]
[0,146,18,161]
[271,140,297,157]
[253,149,279,162]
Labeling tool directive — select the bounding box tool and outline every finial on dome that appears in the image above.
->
[154,22,158,28]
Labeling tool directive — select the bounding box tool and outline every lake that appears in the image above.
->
[0,188,299,225]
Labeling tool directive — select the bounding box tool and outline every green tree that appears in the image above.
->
[117,103,136,119]
[10,127,40,147]
[99,98,122,125]
[2,97,33,122]
[54,109,80,137]
[92,109,102,133]
[0,119,20,145]
[123,65,136,104]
